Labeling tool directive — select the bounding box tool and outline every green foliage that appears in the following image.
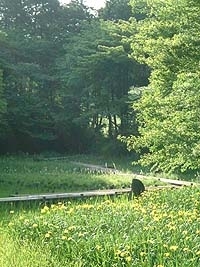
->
[0,59,7,139]
[62,19,148,141]
[99,0,132,21]
[4,187,200,266]
[0,0,93,153]
[0,232,54,267]
[0,0,149,154]
[0,32,7,122]
[0,69,6,117]
[125,0,200,172]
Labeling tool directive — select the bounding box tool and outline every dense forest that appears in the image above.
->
[0,0,200,173]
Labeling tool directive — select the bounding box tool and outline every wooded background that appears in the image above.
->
[0,0,199,173]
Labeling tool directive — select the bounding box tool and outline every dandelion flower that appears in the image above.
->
[140,251,146,257]
[120,251,127,257]
[24,219,30,224]
[41,206,49,214]
[45,232,51,238]
[115,250,121,256]
[78,232,85,237]
[67,208,74,214]
[68,225,76,231]
[95,245,101,251]
[164,253,170,257]
[126,256,132,262]
[169,245,178,251]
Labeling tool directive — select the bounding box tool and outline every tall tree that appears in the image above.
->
[61,19,148,142]
[125,0,200,172]
[0,31,6,118]
[0,69,6,117]
[0,0,91,152]
[99,0,132,21]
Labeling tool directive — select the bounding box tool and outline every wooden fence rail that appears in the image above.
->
[0,184,191,203]
[0,189,131,203]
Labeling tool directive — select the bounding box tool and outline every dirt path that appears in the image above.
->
[72,161,118,172]
[72,161,198,187]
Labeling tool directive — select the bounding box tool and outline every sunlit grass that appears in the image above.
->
[0,230,60,267]
[3,187,200,267]
[0,155,166,197]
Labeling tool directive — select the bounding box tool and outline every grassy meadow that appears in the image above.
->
[0,187,199,266]
[0,154,167,198]
[0,155,200,266]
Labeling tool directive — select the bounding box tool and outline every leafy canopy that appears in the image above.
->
[125,0,200,172]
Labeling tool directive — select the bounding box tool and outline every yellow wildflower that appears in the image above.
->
[140,251,146,257]
[24,219,29,224]
[41,206,49,214]
[45,232,51,238]
[67,208,74,214]
[169,245,178,251]
[95,245,101,251]
[68,225,76,231]
[182,230,188,235]
[78,232,85,237]
[115,250,121,256]
[120,251,127,257]
[58,204,66,210]
[126,256,132,262]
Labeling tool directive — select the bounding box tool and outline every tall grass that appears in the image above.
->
[3,187,200,267]
[0,155,166,198]
[0,231,58,267]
